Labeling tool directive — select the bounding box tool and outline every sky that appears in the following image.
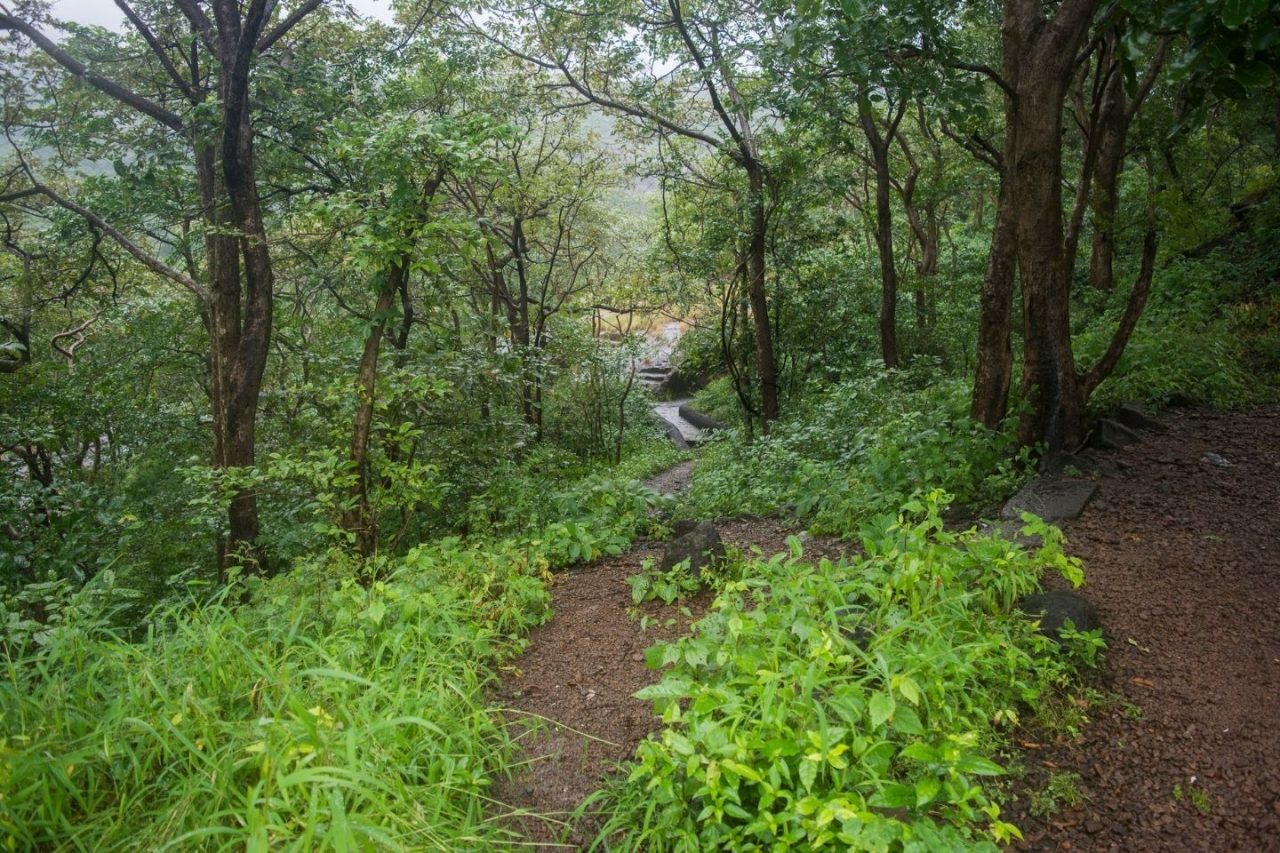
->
[51,0,396,30]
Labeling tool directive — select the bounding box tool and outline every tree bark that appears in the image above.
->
[1088,41,1126,290]
[971,164,1018,428]
[1001,0,1100,450]
[860,96,901,369]
[342,261,407,557]
[746,161,780,427]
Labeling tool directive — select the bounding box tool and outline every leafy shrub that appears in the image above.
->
[590,494,1089,850]
[685,371,1029,533]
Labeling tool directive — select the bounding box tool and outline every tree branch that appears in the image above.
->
[257,0,324,53]
[0,13,184,131]
[1081,227,1157,396]
[114,0,198,101]
[29,180,207,300]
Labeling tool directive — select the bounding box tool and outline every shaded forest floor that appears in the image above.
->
[490,406,1280,850]
[1011,406,1280,851]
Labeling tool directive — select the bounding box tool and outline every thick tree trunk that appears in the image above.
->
[1002,0,1100,451]
[970,169,1018,428]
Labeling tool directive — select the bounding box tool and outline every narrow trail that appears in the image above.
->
[489,508,835,847]
[490,455,852,846]
[1012,406,1280,850]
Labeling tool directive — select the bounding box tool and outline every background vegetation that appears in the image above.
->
[1,0,1277,848]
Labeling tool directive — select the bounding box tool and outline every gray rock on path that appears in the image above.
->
[1200,452,1233,467]
[659,520,726,578]
[1090,418,1144,450]
[1020,590,1102,642]
[1116,402,1168,432]
[1002,478,1099,522]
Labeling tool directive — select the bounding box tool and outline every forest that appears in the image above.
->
[1,0,1278,849]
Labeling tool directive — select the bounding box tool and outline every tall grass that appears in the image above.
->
[1,476,662,851]
[1,558,531,850]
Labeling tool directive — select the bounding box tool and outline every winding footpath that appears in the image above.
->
[488,406,1280,851]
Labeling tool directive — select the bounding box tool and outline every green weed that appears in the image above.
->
[587,491,1089,850]
[1028,772,1087,819]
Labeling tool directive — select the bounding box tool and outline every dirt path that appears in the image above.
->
[1012,406,1280,851]
[490,512,830,846]
[492,407,1280,850]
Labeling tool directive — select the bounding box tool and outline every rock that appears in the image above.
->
[1116,402,1168,432]
[677,404,724,432]
[1020,590,1102,642]
[655,416,691,449]
[833,605,874,648]
[1090,418,1144,450]
[659,520,726,578]
[1200,452,1233,468]
[671,519,701,537]
[941,503,979,528]
[1003,478,1099,522]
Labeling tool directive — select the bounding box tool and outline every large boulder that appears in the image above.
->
[660,520,726,578]
[1020,590,1102,642]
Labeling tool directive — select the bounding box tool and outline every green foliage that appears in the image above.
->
[0,552,537,850]
[0,467,663,850]
[687,370,1030,533]
[1077,245,1280,410]
[589,493,1088,850]
[630,556,704,606]
[1027,772,1087,819]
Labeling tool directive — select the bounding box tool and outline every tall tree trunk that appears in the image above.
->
[970,166,1018,428]
[860,97,900,369]
[1088,44,1126,290]
[1002,0,1100,450]
[746,161,779,428]
[342,261,406,557]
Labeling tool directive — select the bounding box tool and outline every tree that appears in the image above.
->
[0,1,324,576]
[481,0,783,429]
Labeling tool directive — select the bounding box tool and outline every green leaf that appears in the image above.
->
[1221,0,1267,28]
[956,754,1007,777]
[915,776,941,808]
[893,705,924,735]
[799,755,819,790]
[868,691,895,728]
[869,782,915,809]
[899,741,938,764]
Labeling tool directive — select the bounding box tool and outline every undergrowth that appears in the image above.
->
[0,475,663,851]
[588,492,1097,851]
[685,371,1031,533]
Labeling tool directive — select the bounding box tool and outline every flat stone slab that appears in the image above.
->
[1002,478,1098,522]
